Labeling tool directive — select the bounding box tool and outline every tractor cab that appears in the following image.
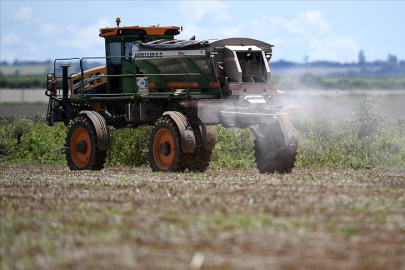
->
[99,18,181,94]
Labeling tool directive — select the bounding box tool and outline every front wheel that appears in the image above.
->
[148,116,187,172]
[65,115,106,170]
[253,122,297,174]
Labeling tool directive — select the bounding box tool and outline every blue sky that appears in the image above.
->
[1,1,404,63]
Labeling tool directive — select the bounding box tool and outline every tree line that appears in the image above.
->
[0,75,46,89]
[2,74,405,90]
[272,51,405,76]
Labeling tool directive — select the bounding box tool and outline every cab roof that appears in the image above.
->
[99,25,181,37]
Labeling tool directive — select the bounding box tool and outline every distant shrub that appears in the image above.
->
[0,117,65,164]
[210,126,255,168]
[293,99,405,170]
[353,97,385,138]
[106,126,151,166]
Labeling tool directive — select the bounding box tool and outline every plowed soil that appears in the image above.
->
[1,165,404,269]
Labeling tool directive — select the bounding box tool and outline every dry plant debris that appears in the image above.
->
[1,164,404,269]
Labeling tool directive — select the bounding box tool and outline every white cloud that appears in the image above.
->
[271,38,284,46]
[179,23,241,41]
[25,43,42,59]
[178,1,231,24]
[307,35,360,62]
[1,34,22,45]
[55,18,109,54]
[247,11,360,62]
[40,23,60,37]
[270,10,331,37]
[177,0,233,40]
[13,6,34,22]
[0,40,42,62]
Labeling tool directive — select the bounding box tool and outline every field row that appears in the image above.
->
[1,165,404,269]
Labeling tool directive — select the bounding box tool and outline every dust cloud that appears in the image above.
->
[281,89,405,119]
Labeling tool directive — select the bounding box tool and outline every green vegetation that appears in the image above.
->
[1,98,404,170]
[210,126,255,169]
[294,98,405,169]
[106,126,151,166]
[0,64,52,76]
[272,74,405,90]
[0,117,65,164]
[0,75,46,89]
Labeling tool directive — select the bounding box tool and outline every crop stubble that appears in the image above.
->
[1,165,404,269]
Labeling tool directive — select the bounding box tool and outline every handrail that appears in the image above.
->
[52,54,215,98]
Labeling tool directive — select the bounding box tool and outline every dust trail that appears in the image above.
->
[280,89,405,119]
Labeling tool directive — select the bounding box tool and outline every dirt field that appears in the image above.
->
[1,164,404,269]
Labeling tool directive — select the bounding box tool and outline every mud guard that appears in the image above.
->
[79,111,111,151]
[276,115,299,152]
[200,124,216,151]
[163,111,196,154]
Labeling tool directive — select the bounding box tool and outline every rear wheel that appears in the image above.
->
[65,115,107,170]
[253,123,296,174]
[148,116,187,172]
[186,125,213,173]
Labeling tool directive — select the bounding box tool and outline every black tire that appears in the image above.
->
[253,123,296,174]
[65,115,107,170]
[186,125,213,173]
[148,116,187,172]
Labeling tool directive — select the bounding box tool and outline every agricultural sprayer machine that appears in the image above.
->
[45,18,298,173]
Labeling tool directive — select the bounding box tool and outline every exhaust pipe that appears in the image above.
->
[60,64,70,103]
[60,64,70,125]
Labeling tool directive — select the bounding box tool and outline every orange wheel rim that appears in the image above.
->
[70,127,91,168]
[153,128,175,170]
